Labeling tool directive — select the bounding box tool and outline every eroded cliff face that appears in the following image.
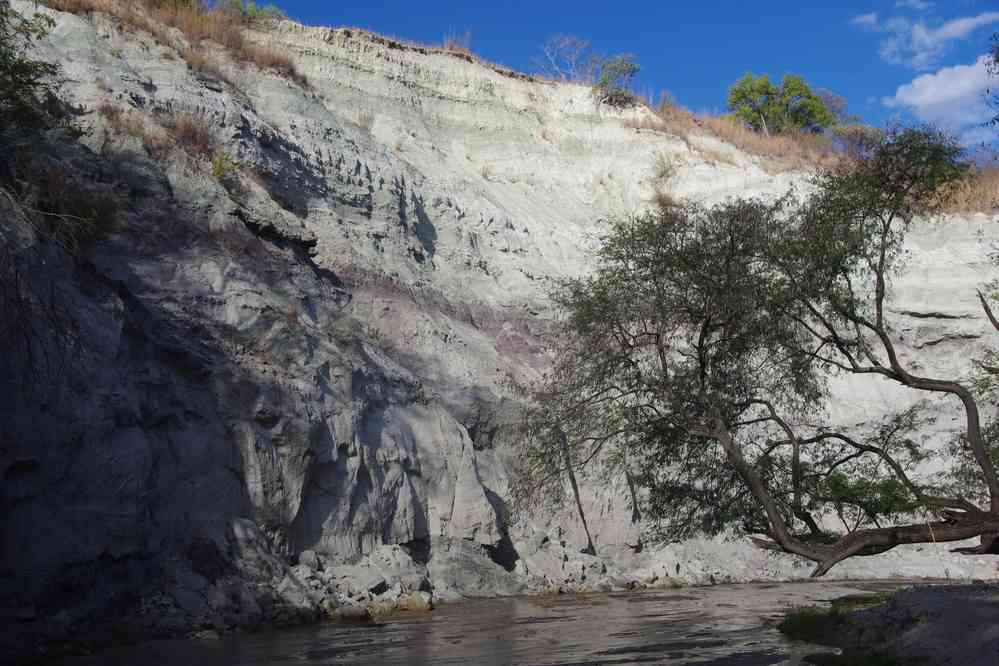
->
[2,2,998,660]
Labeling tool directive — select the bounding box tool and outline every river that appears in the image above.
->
[57,580,905,665]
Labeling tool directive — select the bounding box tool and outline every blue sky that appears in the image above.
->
[271,1,998,145]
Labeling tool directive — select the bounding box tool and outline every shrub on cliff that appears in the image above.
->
[593,54,640,108]
[0,0,62,128]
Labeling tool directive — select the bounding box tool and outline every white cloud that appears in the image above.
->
[863,11,999,69]
[851,12,879,28]
[883,55,993,144]
[895,0,932,11]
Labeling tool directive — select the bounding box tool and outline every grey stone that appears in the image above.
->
[335,605,372,622]
[361,574,388,596]
[298,550,322,571]
[290,564,317,582]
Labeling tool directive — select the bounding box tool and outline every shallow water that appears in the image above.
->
[60,580,904,665]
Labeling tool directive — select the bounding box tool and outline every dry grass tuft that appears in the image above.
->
[41,0,115,12]
[944,167,999,214]
[140,127,171,160]
[40,0,307,87]
[698,114,838,171]
[97,103,172,158]
[651,151,679,182]
[180,46,233,85]
[154,2,245,51]
[98,102,145,139]
[621,116,670,133]
[240,42,308,87]
[695,144,738,168]
[621,94,838,173]
[356,111,375,133]
[162,112,216,158]
[654,94,701,137]
[441,29,472,55]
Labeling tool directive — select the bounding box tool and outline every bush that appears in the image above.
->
[0,1,63,127]
[164,111,215,157]
[2,148,121,253]
[210,148,239,181]
[36,167,120,251]
[593,54,639,107]
[98,102,146,138]
[240,42,307,86]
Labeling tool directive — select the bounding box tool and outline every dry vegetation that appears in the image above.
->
[441,29,472,55]
[42,1,999,215]
[163,112,215,158]
[97,102,144,138]
[627,94,998,213]
[698,114,839,171]
[945,167,999,214]
[623,94,841,173]
[40,0,306,87]
[98,103,221,164]
[97,102,170,157]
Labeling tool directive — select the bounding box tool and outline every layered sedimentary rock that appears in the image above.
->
[2,2,998,660]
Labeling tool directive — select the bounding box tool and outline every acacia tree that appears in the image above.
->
[727,73,836,135]
[522,127,999,576]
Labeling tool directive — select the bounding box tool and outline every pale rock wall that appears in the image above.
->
[2,2,998,659]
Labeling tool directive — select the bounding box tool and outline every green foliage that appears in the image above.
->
[521,194,816,538]
[0,1,62,127]
[211,148,240,181]
[217,0,285,22]
[727,73,836,135]
[593,53,640,107]
[803,126,966,247]
[821,473,920,523]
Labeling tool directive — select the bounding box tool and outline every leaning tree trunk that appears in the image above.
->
[558,429,596,555]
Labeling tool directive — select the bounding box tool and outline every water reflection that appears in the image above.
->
[58,581,904,665]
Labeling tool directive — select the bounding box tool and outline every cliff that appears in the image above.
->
[2,2,998,661]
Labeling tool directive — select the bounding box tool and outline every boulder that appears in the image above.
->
[298,550,322,571]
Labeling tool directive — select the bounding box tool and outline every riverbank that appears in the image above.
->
[779,582,999,665]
